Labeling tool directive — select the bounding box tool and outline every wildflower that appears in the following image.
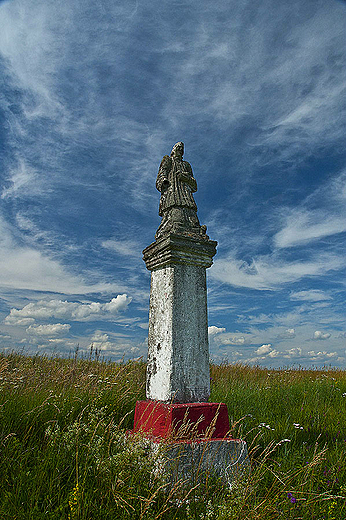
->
[278,438,291,445]
[287,492,297,504]
[68,482,81,520]
[259,423,275,430]
[342,393,346,397]
[293,423,304,430]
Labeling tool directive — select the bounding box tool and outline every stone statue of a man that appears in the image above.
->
[155,142,206,239]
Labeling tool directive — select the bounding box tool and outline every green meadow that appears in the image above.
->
[0,352,345,519]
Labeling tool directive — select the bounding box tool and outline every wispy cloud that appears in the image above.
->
[0,0,345,366]
[211,168,346,291]
[0,213,128,295]
[0,244,125,295]
[101,239,139,258]
[1,160,42,200]
[274,211,346,249]
[290,290,332,302]
[211,252,344,290]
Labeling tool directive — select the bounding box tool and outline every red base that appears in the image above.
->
[133,400,230,440]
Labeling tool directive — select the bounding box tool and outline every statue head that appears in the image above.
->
[171,142,184,158]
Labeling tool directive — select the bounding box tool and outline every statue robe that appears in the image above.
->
[156,155,197,216]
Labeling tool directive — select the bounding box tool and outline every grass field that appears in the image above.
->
[0,352,345,519]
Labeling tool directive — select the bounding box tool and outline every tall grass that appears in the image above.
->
[0,352,345,519]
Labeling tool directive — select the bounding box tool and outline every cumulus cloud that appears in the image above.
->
[218,335,247,346]
[5,294,131,324]
[208,326,226,335]
[267,349,279,358]
[285,347,302,357]
[256,344,272,355]
[89,331,113,351]
[26,323,70,336]
[312,330,331,340]
[276,328,296,340]
[307,350,337,360]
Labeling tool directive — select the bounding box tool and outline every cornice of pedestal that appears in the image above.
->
[143,233,217,271]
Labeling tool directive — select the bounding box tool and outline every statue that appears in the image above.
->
[155,142,207,239]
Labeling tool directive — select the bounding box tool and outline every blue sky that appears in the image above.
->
[0,0,345,368]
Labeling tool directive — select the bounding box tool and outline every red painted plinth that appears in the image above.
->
[133,400,230,440]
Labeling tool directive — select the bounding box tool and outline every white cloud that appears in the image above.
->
[1,160,42,200]
[285,347,302,357]
[9,318,36,327]
[138,322,149,330]
[0,215,127,295]
[0,246,121,294]
[211,253,344,290]
[26,323,70,336]
[274,211,346,249]
[101,239,139,258]
[312,330,331,341]
[256,344,272,355]
[307,350,337,360]
[218,335,247,346]
[273,170,346,251]
[89,331,113,351]
[267,349,279,358]
[275,328,296,340]
[6,295,131,324]
[102,296,131,313]
[208,326,226,335]
[290,290,332,302]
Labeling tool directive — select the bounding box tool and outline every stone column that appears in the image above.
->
[143,234,217,403]
[132,142,249,488]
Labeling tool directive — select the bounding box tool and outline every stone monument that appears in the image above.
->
[133,142,248,487]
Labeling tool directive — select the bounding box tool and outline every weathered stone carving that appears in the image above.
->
[143,143,217,403]
[155,142,207,239]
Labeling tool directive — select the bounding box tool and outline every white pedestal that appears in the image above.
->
[143,234,217,403]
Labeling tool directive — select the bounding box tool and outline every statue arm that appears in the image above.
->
[179,162,197,192]
[156,155,171,193]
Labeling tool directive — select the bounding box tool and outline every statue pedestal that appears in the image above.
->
[143,234,217,403]
[132,400,249,488]
[137,232,249,488]
[133,401,230,439]
[153,438,249,489]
